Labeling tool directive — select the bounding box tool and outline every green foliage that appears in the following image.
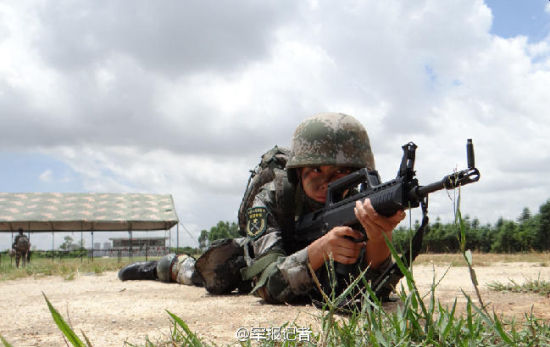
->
[0,257,149,281]
[166,310,205,346]
[169,246,201,256]
[43,293,90,346]
[198,230,208,250]
[393,199,550,254]
[489,277,550,296]
[198,221,240,249]
[59,236,82,251]
[537,199,550,251]
[492,220,518,252]
[0,334,14,347]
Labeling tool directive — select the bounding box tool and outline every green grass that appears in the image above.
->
[414,252,550,267]
[488,277,550,296]
[0,257,160,281]
[3,252,549,282]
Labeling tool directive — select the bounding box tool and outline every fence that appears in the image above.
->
[92,246,168,259]
[1,245,172,265]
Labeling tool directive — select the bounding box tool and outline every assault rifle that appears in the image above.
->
[293,139,480,298]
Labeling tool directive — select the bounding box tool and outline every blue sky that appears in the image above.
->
[1,0,550,250]
[0,152,82,193]
[487,0,550,41]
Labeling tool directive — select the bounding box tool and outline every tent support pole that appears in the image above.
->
[51,231,54,262]
[10,227,14,266]
[80,222,83,263]
[129,223,133,261]
[27,222,31,265]
[91,231,94,262]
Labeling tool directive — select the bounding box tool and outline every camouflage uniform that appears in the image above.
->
[12,231,30,268]
[246,169,392,304]
[245,113,393,304]
[152,253,200,285]
[118,252,202,286]
[172,254,198,285]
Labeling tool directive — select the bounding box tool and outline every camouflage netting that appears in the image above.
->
[0,193,178,232]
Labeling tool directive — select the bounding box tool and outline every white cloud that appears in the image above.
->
[2,0,550,248]
[38,169,53,182]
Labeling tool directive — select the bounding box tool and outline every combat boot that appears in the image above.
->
[118,261,158,281]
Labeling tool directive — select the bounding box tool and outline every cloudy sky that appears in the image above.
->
[1,0,550,250]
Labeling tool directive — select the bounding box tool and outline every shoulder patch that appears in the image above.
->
[246,207,268,240]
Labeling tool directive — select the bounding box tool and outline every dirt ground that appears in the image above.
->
[2,262,550,346]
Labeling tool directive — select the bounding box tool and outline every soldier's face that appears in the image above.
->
[300,166,353,203]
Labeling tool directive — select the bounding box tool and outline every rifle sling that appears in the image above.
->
[372,198,430,298]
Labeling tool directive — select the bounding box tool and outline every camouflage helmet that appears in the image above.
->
[156,253,177,282]
[286,112,375,169]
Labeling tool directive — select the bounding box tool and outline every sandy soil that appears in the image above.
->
[1,262,550,346]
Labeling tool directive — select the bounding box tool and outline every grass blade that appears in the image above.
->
[166,310,203,346]
[42,293,87,347]
[0,335,14,347]
[492,313,514,344]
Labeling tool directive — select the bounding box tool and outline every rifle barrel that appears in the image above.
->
[413,167,480,200]
[413,179,446,198]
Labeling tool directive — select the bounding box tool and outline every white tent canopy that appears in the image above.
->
[0,192,179,232]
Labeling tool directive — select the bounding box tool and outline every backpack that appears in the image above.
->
[195,146,291,295]
[15,235,30,253]
[237,145,291,235]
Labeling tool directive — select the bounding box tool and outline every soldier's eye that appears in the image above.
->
[337,168,352,175]
[311,167,322,173]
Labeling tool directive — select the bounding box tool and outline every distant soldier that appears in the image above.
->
[12,228,31,268]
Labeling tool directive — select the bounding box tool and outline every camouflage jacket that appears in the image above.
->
[245,169,392,304]
[13,235,30,252]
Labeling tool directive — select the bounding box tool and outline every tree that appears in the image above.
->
[492,221,519,253]
[518,207,531,223]
[197,221,240,248]
[208,221,240,242]
[59,236,77,251]
[471,218,480,230]
[198,230,209,250]
[537,200,550,251]
[477,224,495,253]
